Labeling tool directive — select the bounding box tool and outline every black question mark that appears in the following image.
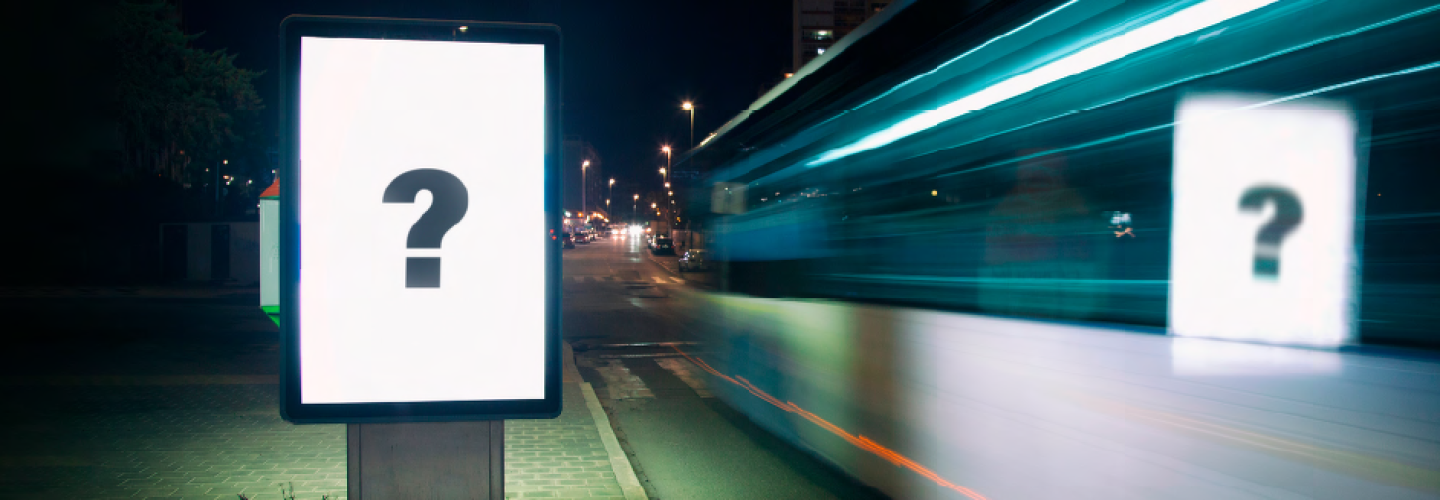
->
[1238,185,1303,280]
[383,169,469,288]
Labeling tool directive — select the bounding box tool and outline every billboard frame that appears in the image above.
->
[278,15,563,423]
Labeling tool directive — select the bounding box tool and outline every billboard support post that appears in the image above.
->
[347,421,504,500]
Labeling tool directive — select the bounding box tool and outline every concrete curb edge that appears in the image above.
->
[580,381,648,500]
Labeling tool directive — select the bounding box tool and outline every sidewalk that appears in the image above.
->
[0,341,644,500]
[506,342,647,500]
[0,284,259,299]
[644,250,718,289]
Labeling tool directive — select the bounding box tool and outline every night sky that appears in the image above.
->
[180,0,793,186]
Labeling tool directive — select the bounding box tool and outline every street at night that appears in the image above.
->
[8,0,1440,498]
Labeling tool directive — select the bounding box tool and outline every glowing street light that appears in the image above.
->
[608,178,615,208]
[581,160,590,218]
[682,101,695,150]
[660,146,671,184]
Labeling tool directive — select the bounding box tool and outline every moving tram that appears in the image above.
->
[681,0,1440,498]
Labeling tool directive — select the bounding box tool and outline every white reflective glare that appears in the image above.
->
[1170,93,1358,346]
[808,0,1281,166]
[298,37,547,404]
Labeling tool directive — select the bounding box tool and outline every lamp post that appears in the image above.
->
[608,178,615,210]
[215,159,228,216]
[660,146,671,184]
[581,160,590,222]
[633,194,639,222]
[682,101,695,150]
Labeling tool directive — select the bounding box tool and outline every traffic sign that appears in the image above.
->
[1170,93,1363,347]
[279,17,562,423]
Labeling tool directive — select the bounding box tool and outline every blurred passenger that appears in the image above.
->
[979,150,1107,319]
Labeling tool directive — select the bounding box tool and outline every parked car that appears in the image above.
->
[650,235,675,255]
[561,233,575,249]
[678,249,709,272]
[575,230,590,244]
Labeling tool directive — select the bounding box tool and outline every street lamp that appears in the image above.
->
[665,182,670,189]
[608,178,615,209]
[582,160,590,221]
[633,194,639,221]
[660,146,671,184]
[682,101,695,150]
[215,159,229,216]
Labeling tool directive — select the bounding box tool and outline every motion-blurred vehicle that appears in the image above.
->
[678,249,708,272]
[650,235,674,255]
[560,233,575,249]
[687,1,1440,499]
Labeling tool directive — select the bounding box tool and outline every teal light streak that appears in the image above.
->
[807,0,1282,167]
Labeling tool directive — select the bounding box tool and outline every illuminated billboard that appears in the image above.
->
[279,17,561,422]
[1170,93,1362,347]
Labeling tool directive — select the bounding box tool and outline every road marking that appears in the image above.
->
[598,353,685,359]
[655,358,713,398]
[669,277,685,284]
[594,360,653,400]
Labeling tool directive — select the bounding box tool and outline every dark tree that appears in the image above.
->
[115,0,263,184]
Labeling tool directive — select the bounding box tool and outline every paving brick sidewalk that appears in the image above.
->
[0,343,639,499]
[0,285,259,299]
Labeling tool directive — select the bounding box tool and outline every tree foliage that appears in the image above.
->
[115,0,263,183]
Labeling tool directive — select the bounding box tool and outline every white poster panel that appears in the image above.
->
[299,37,547,403]
[1170,93,1358,346]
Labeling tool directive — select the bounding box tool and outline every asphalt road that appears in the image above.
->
[562,233,887,500]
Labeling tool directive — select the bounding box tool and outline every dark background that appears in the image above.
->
[4,0,791,285]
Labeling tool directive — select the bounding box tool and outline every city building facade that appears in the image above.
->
[792,0,890,72]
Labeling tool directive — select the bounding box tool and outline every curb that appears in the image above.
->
[566,341,646,500]
[580,382,647,500]
[642,252,682,278]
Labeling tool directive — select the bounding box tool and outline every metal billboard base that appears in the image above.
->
[347,421,504,499]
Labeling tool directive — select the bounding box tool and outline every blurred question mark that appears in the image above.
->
[1238,185,1303,280]
[383,169,469,288]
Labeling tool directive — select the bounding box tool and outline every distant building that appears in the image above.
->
[562,136,603,217]
[792,0,890,72]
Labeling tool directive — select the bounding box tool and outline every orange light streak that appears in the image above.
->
[671,346,989,500]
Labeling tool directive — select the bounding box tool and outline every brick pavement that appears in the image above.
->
[0,285,260,299]
[0,343,639,500]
